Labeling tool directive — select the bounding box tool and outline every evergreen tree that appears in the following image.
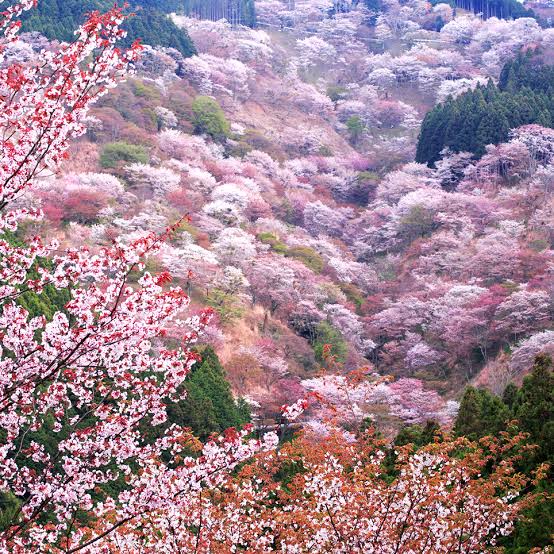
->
[20,0,196,57]
[416,55,554,165]
[475,110,510,156]
[454,387,483,439]
[454,386,510,440]
[451,355,553,554]
[166,347,250,441]
[513,354,554,463]
[437,0,538,21]
[313,322,348,365]
[502,355,553,554]
[502,382,518,411]
[181,0,257,27]
[395,421,441,448]
[346,115,365,145]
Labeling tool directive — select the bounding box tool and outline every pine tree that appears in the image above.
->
[513,354,553,463]
[167,347,250,441]
[416,54,554,165]
[454,387,482,439]
[454,387,510,440]
[502,382,518,411]
[475,109,510,156]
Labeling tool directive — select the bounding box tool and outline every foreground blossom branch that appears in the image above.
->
[92,430,531,553]
[0,4,279,552]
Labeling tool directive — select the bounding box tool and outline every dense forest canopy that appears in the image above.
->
[20,0,197,57]
[416,52,554,165]
[181,0,257,27]
[451,0,537,20]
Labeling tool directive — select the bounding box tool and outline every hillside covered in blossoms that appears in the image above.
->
[0,0,552,552]
[19,0,553,428]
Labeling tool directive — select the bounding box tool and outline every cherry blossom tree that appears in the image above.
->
[247,255,299,316]
[303,201,353,238]
[435,77,488,103]
[0,6,278,551]
[202,199,243,225]
[159,431,528,553]
[125,163,181,199]
[296,36,337,70]
[467,230,522,283]
[387,378,456,426]
[367,68,396,92]
[434,148,474,191]
[155,106,178,129]
[510,330,554,376]
[215,265,249,296]
[212,227,257,266]
[324,303,375,356]
[440,15,480,45]
[494,289,551,342]
[182,53,256,99]
[240,339,289,392]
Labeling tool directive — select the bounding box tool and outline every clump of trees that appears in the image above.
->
[417,52,554,165]
[191,96,231,142]
[100,141,149,168]
[144,346,250,442]
[20,0,197,57]
[454,354,553,553]
[182,0,257,27]
[450,0,537,21]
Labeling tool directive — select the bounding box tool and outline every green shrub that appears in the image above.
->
[339,283,364,313]
[227,141,252,158]
[318,145,333,157]
[257,232,288,254]
[191,96,230,142]
[205,289,243,324]
[242,129,273,151]
[132,80,161,102]
[327,85,347,104]
[313,322,348,365]
[286,246,325,273]
[529,238,549,252]
[100,142,149,168]
[358,170,379,182]
[399,204,436,242]
[346,115,365,144]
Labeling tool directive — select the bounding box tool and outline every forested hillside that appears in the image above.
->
[20,0,196,56]
[0,0,553,551]
[417,51,554,164]
[12,0,553,433]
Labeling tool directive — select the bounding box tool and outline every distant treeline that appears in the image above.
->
[20,0,196,57]
[416,51,554,165]
[180,0,257,27]
[452,0,537,20]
